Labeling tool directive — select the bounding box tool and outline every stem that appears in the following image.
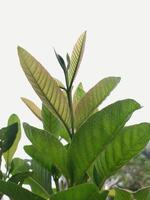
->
[64,70,75,137]
[67,89,74,136]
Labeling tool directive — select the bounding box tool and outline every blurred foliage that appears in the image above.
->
[108,144,150,191]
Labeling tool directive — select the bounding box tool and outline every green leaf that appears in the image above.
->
[51,183,98,200]
[3,114,21,166]
[114,188,132,200]
[68,99,140,183]
[95,123,150,186]
[18,46,70,130]
[31,160,52,194]
[0,180,45,200]
[9,172,32,185]
[42,104,70,142]
[23,123,69,178]
[21,97,42,120]
[24,160,52,199]
[74,77,121,129]
[0,123,18,153]
[114,187,150,200]
[10,158,30,175]
[54,49,66,72]
[91,191,108,200]
[68,31,86,87]
[26,177,51,200]
[73,82,85,109]
[134,187,150,200]
[24,145,52,172]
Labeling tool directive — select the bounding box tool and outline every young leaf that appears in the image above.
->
[66,53,70,69]
[23,123,69,178]
[73,82,85,109]
[54,49,66,72]
[18,46,70,129]
[51,183,98,200]
[0,180,45,200]
[74,77,121,129]
[42,104,70,142]
[68,99,140,183]
[21,97,42,120]
[68,31,86,87]
[3,114,21,166]
[95,123,150,186]
[0,123,18,153]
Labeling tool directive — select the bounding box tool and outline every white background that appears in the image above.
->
[0,0,150,158]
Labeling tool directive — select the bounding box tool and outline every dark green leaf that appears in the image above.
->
[134,187,150,200]
[51,183,98,200]
[9,172,32,185]
[4,114,21,166]
[0,180,45,200]
[10,158,30,175]
[54,49,66,72]
[0,123,18,153]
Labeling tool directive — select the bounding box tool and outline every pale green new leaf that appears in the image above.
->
[73,82,85,109]
[68,99,140,183]
[18,47,70,129]
[75,77,121,129]
[21,97,42,120]
[0,180,45,200]
[3,114,21,166]
[23,123,69,178]
[51,183,98,200]
[68,31,86,86]
[95,123,150,186]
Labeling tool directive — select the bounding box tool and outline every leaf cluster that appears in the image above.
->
[0,32,150,200]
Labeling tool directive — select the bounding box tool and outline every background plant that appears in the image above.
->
[0,32,150,199]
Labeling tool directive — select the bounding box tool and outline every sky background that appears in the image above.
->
[0,0,150,159]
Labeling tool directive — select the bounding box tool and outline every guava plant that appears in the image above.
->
[0,32,150,199]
